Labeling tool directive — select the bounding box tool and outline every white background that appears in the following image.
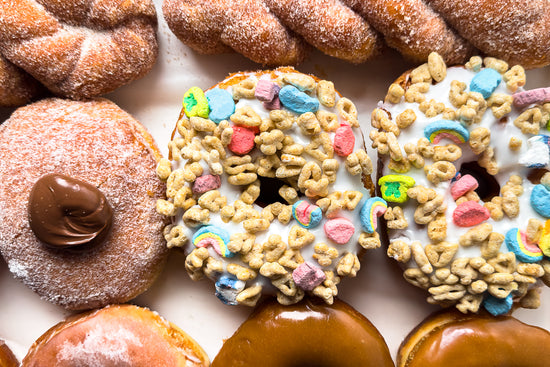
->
[1,0,550,363]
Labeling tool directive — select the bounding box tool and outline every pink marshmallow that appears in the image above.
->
[324,217,355,244]
[228,126,256,155]
[292,262,326,291]
[513,87,550,108]
[333,124,355,157]
[453,201,490,227]
[450,174,479,200]
[193,174,221,194]
[255,80,280,102]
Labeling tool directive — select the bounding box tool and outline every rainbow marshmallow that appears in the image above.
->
[292,200,323,229]
[505,228,543,263]
[192,225,233,258]
[359,197,388,233]
[424,120,470,144]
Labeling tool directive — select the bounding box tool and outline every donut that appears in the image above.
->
[0,98,168,310]
[0,54,42,107]
[156,67,385,307]
[162,0,550,68]
[212,297,393,367]
[0,340,18,367]
[21,304,209,367]
[371,52,550,314]
[397,309,550,366]
[0,0,158,100]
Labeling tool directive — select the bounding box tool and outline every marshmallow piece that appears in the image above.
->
[205,88,235,124]
[192,225,233,258]
[292,262,326,291]
[378,175,415,203]
[183,86,210,118]
[292,200,323,229]
[263,96,281,110]
[255,79,280,102]
[505,228,543,263]
[324,218,355,244]
[519,135,550,169]
[359,197,387,234]
[483,294,513,316]
[452,201,490,227]
[228,126,256,155]
[215,275,245,305]
[470,68,502,99]
[333,124,355,156]
[513,87,550,108]
[531,184,550,218]
[450,174,479,200]
[279,85,319,114]
[193,174,221,194]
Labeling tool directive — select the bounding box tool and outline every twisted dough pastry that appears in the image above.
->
[0,0,159,100]
[0,54,42,107]
[163,0,550,68]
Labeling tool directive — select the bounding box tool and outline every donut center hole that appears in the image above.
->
[459,161,500,201]
[255,176,288,207]
[528,168,550,184]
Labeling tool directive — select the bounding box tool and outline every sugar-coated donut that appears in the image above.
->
[0,340,18,367]
[21,304,209,367]
[212,297,393,367]
[156,67,385,307]
[0,0,158,100]
[371,53,550,314]
[397,309,550,367]
[0,54,42,107]
[0,98,168,310]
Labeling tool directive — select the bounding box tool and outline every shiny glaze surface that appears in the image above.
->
[0,341,18,367]
[28,173,112,248]
[402,312,550,367]
[212,298,393,367]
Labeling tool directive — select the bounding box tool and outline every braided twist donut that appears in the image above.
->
[0,0,159,100]
[0,55,42,107]
[163,0,550,68]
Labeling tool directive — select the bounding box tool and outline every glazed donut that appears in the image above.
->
[0,98,168,310]
[0,0,158,100]
[397,309,550,366]
[163,0,550,68]
[156,67,386,307]
[0,54,42,107]
[212,297,393,367]
[0,340,18,367]
[21,304,209,367]
[371,53,550,314]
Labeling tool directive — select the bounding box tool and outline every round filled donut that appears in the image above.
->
[0,98,168,310]
[156,67,386,307]
[0,340,18,367]
[21,304,209,367]
[212,297,393,367]
[397,309,550,367]
[371,52,550,314]
[0,0,158,100]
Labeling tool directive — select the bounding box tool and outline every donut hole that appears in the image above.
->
[459,161,500,201]
[255,176,288,207]
[527,168,550,184]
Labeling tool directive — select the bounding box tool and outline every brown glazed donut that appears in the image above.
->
[0,54,42,107]
[21,304,210,367]
[212,298,393,367]
[0,98,168,310]
[398,309,550,367]
[0,340,18,367]
[0,0,158,100]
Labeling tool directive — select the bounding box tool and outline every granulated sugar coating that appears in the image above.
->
[0,98,168,310]
[0,0,159,100]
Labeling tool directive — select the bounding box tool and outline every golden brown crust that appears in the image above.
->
[398,309,550,367]
[0,340,18,367]
[0,98,169,310]
[0,54,42,107]
[21,305,210,367]
[0,0,159,99]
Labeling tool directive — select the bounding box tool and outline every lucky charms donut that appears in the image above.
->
[156,67,386,307]
[212,297,393,367]
[371,52,550,314]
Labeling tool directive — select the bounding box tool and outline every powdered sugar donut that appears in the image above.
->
[156,67,385,306]
[372,53,550,314]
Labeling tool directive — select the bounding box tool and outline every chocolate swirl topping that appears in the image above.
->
[28,173,113,248]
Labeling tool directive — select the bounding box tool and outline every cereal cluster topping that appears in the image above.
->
[157,68,385,306]
[374,53,550,315]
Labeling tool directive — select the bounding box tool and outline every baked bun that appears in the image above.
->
[0,340,18,367]
[212,297,393,367]
[163,0,550,68]
[156,67,385,307]
[0,98,168,310]
[398,309,550,366]
[21,304,209,367]
[371,53,550,314]
[0,0,158,100]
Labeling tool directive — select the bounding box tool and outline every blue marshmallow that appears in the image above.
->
[531,184,550,218]
[215,275,245,305]
[483,294,513,316]
[470,68,502,99]
[279,85,319,114]
[205,88,235,124]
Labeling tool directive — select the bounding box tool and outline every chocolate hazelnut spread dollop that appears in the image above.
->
[28,173,112,248]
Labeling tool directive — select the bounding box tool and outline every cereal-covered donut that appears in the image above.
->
[212,298,393,367]
[371,53,550,314]
[0,98,168,310]
[156,67,385,306]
